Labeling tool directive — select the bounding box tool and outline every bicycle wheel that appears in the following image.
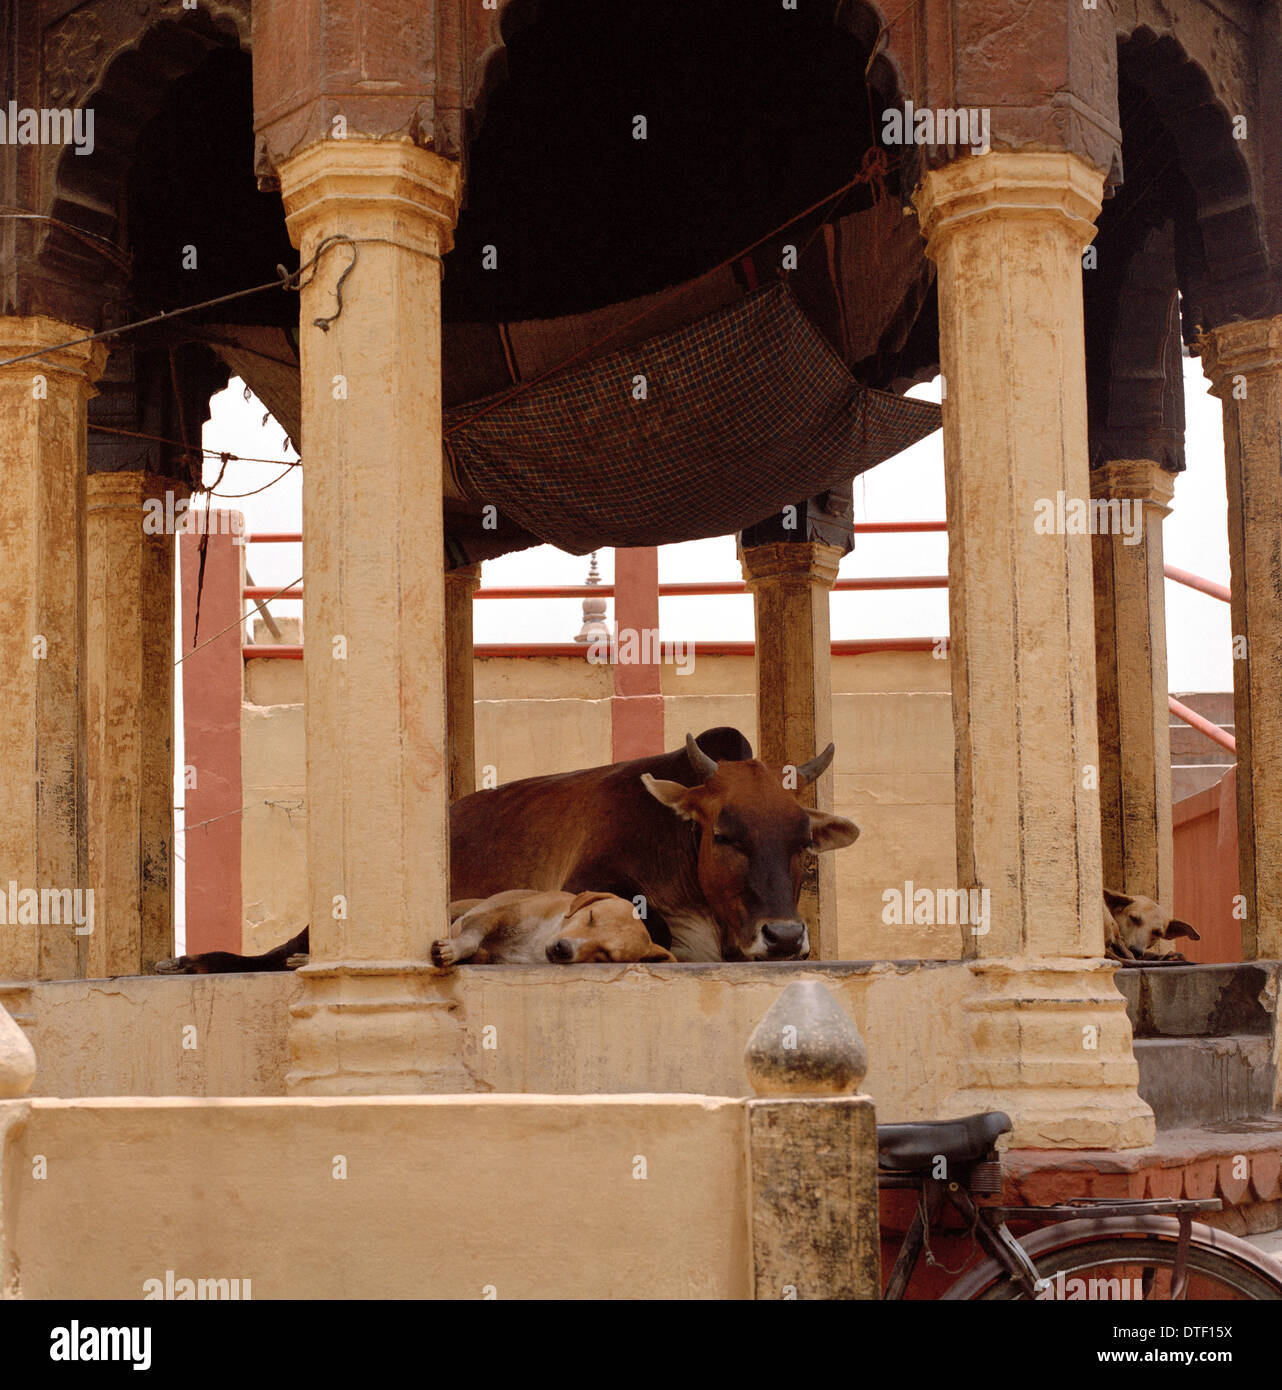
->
[946,1216,1282,1301]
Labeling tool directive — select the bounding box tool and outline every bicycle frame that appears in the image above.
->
[880,1168,1224,1300]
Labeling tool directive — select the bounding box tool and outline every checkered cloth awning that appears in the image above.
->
[444,282,941,555]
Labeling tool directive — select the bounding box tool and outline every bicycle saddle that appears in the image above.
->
[877,1111,1012,1171]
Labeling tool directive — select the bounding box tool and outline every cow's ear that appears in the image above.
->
[1164,919,1201,941]
[641,774,698,819]
[564,890,612,917]
[1103,889,1134,914]
[807,809,859,851]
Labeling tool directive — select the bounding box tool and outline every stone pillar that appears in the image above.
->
[740,541,842,960]
[179,519,245,958]
[0,318,105,981]
[744,981,878,1299]
[85,472,183,976]
[915,153,1153,1148]
[444,564,481,802]
[612,547,664,761]
[1091,460,1176,908]
[278,139,471,1093]
[1198,317,1282,961]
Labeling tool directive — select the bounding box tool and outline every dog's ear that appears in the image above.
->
[564,891,613,918]
[641,943,676,962]
[1164,919,1201,942]
[1103,889,1134,915]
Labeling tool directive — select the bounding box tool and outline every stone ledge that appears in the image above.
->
[1002,1120,1282,1208]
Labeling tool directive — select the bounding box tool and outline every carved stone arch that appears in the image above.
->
[467,0,911,157]
[37,4,249,326]
[466,0,544,145]
[1116,25,1273,329]
[42,0,249,111]
[834,0,913,107]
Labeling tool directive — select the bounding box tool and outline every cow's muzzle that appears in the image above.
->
[755,921,809,960]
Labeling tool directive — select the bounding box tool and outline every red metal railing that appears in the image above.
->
[236,525,1239,756]
[1163,564,1231,605]
[238,524,953,661]
[1161,564,1236,754]
[1168,696,1236,754]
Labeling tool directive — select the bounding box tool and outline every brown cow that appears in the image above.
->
[160,727,857,969]
[448,726,858,961]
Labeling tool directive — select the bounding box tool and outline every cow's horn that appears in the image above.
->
[686,732,719,780]
[796,743,836,786]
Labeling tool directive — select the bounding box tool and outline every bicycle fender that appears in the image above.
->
[940,1214,1282,1301]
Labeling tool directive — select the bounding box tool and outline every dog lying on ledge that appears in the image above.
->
[155,889,674,973]
[432,889,675,966]
[1103,889,1200,962]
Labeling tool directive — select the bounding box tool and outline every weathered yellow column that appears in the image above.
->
[1091,460,1176,908]
[1199,317,1282,960]
[739,541,842,960]
[278,140,471,1092]
[444,563,481,803]
[915,154,1153,1147]
[85,471,182,976]
[0,318,105,981]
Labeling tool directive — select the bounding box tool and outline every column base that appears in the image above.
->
[287,961,476,1095]
[948,958,1155,1149]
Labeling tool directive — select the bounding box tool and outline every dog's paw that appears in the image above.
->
[430,939,460,968]
[153,956,193,975]
[285,953,309,970]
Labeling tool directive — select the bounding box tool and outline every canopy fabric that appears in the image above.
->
[444,282,941,555]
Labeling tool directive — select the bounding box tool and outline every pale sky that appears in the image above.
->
[193,354,1234,692]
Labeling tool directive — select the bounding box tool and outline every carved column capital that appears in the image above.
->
[1090,459,1175,518]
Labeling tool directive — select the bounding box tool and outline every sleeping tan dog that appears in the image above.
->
[432,889,676,966]
[1104,889,1200,961]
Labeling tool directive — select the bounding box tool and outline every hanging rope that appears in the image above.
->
[0,234,356,370]
[177,575,302,665]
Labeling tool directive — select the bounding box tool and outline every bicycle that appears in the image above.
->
[878,1111,1282,1299]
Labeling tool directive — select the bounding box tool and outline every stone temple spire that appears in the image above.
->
[575,551,610,644]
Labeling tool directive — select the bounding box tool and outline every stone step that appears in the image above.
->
[1132,1036,1277,1129]
[1169,724,1235,761]
[1116,962,1278,1038]
[1171,691,1235,726]
[1118,964,1280,1130]
[1172,764,1233,802]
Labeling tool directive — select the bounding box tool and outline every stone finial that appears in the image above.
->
[575,551,610,644]
[0,1003,35,1098]
[744,980,867,1097]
